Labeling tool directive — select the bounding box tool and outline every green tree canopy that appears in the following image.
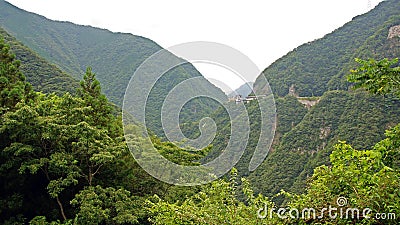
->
[0,38,32,113]
[348,58,400,96]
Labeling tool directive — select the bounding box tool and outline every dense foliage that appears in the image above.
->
[147,169,278,225]
[0,42,205,224]
[348,58,400,96]
[146,58,400,225]
[0,0,399,224]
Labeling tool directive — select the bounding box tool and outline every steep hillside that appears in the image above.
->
[254,0,400,97]
[0,27,78,94]
[197,95,306,177]
[0,0,225,137]
[248,0,400,201]
[328,14,400,89]
[0,0,161,104]
[249,90,400,200]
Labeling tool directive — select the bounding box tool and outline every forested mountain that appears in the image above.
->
[246,0,400,200]
[249,90,400,200]
[0,0,224,137]
[0,27,78,94]
[0,0,222,104]
[254,0,400,97]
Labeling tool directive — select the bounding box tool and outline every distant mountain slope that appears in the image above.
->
[227,82,254,98]
[254,0,400,97]
[0,0,159,104]
[0,27,78,94]
[0,0,224,104]
[0,0,225,137]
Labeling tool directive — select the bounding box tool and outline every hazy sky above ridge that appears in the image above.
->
[6,0,384,92]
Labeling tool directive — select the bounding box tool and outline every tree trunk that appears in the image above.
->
[56,196,67,221]
[43,170,66,220]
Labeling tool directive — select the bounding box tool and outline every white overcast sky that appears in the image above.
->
[6,0,384,92]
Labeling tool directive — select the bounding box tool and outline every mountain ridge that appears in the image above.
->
[227,82,254,98]
[0,27,79,95]
[254,0,400,97]
[0,0,224,106]
[0,0,226,138]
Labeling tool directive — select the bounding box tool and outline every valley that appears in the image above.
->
[1,0,399,224]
